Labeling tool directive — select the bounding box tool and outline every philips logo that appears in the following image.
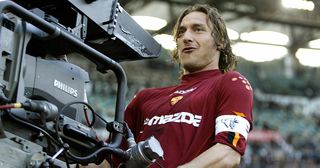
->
[54,79,78,97]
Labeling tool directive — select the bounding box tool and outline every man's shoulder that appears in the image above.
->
[220,70,253,92]
[223,70,243,77]
[137,85,177,96]
[221,70,249,81]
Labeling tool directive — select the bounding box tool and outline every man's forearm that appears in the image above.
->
[177,143,241,168]
[76,160,110,168]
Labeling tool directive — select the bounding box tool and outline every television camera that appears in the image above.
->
[0,0,163,167]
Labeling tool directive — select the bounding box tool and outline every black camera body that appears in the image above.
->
[0,0,163,167]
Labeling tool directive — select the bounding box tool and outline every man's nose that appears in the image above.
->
[182,29,193,43]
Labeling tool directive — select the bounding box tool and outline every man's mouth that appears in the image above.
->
[182,47,196,53]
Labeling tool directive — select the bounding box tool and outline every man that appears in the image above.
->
[123,3,253,168]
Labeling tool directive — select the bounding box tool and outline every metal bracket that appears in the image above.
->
[107,121,124,134]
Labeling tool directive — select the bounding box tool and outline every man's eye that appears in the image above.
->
[177,30,185,38]
[195,28,204,32]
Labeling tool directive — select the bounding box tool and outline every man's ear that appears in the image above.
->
[217,43,224,51]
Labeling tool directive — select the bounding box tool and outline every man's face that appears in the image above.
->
[176,11,220,74]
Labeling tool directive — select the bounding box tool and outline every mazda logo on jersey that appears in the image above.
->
[144,112,202,127]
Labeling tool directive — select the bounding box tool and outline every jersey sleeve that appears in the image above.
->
[213,71,253,155]
[124,90,145,140]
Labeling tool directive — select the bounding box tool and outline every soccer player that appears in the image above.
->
[124,3,253,168]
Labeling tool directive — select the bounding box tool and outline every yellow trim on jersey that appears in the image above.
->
[232,133,240,147]
[233,111,246,117]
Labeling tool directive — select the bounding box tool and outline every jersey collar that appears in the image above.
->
[181,69,222,84]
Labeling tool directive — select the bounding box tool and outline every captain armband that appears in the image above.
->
[215,115,250,140]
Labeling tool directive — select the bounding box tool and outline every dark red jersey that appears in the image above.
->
[124,70,253,168]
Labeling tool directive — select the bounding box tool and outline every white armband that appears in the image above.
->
[215,115,250,140]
